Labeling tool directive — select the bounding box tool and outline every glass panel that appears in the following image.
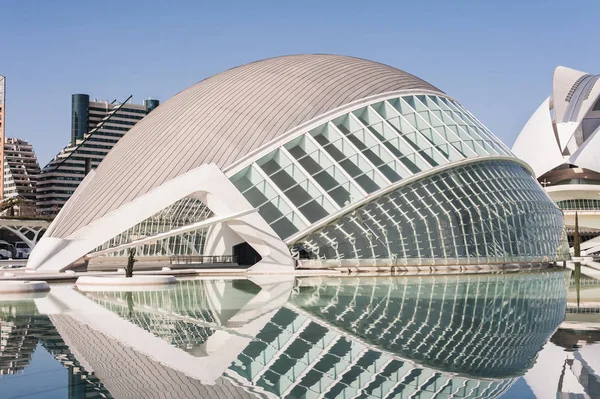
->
[292,160,567,265]
[231,94,529,241]
[93,197,212,257]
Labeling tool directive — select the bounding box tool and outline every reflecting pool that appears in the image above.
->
[0,270,598,398]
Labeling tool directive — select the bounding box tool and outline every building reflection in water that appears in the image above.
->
[0,301,112,397]
[0,301,39,375]
[229,272,568,398]
[0,270,570,399]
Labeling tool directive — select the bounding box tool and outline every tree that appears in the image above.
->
[573,212,581,258]
[126,248,137,278]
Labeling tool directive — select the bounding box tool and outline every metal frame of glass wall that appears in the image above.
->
[92,197,213,257]
[229,272,567,398]
[230,94,566,265]
[293,160,567,266]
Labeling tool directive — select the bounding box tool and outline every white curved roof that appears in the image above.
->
[51,54,443,238]
[512,65,600,178]
[512,97,565,177]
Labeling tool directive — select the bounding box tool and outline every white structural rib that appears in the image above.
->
[87,208,258,258]
[27,163,294,273]
[552,66,589,123]
[279,146,342,211]
[284,155,532,246]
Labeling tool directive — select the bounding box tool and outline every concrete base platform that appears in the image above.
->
[0,268,202,282]
[76,275,177,292]
[0,280,50,298]
[0,262,563,283]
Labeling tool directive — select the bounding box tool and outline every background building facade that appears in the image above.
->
[36,95,159,216]
[513,66,600,254]
[1,138,41,216]
[0,77,6,201]
[3,138,40,201]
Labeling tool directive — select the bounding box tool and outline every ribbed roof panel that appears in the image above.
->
[52,54,442,237]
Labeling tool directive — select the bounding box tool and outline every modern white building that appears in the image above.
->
[513,66,600,254]
[27,54,568,273]
[36,95,159,216]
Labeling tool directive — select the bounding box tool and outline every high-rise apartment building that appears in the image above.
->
[37,94,158,216]
[3,138,40,201]
[0,76,6,201]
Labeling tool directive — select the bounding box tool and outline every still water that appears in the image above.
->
[0,270,598,399]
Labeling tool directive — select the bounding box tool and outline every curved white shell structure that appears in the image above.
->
[513,66,600,177]
[513,66,600,254]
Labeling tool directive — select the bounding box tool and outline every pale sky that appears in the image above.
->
[2,0,600,165]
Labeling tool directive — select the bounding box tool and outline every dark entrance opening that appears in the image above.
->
[233,242,262,266]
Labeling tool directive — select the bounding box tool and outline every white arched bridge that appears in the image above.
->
[0,218,50,251]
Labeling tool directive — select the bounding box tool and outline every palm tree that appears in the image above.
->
[574,212,581,258]
[126,248,137,278]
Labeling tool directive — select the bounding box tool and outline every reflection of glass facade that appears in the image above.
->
[73,272,567,399]
[5,272,567,398]
[230,93,566,265]
[93,197,213,257]
[85,280,219,349]
[230,271,567,398]
[295,160,568,265]
[290,272,567,379]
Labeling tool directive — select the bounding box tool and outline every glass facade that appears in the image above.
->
[144,98,160,113]
[71,94,89,145]
[230,93,566,264]
[93,197,213,257]
[231,94,513,241]
[293,160,567,265]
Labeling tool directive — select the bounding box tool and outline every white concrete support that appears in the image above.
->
[204,222,245,260]
[27,163,294,273]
